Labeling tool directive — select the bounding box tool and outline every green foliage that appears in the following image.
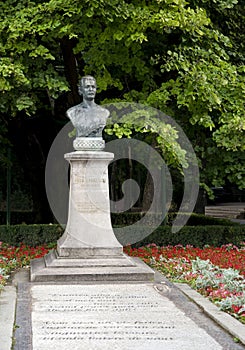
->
[104,103,188,170]
[147,28,244,187]
[111,211,238,226]
[0,224,63,246]
[0,223,244,247]
[217,295,245,315]
[132,225,245,248]
[0,0,70,116]
[167,212,239,226]
[0,0,244,190]
[192,257,245,292]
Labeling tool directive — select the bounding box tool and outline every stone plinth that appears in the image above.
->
[57,151,122,258]
[30,253,154,282]
[30,151,154,282]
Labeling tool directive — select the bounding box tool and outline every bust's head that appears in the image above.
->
[79,76,97,101]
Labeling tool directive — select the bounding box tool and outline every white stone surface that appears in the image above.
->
[0,286,16,350]
[57,151,122,258]
[44,250,136,268]
[31,284,222,350]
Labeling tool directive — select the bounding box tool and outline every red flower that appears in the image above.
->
[231,305,241,314]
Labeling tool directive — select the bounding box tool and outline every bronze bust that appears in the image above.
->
[66,76,109,138]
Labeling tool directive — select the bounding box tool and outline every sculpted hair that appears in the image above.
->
[80,76,96,87]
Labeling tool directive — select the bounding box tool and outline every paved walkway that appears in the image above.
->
[0,269,245,349]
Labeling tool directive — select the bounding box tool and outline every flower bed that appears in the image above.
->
[124,243,245,324]
[0,241,244,324]
[0,242,52,289]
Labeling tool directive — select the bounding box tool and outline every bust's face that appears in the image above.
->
[81,78,97,100]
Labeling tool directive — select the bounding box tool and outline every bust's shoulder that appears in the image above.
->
[95,105,110,116]
[67,103,83,115]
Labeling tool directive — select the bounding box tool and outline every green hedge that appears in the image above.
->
[167,212,238,226]
[0,224,244,248]
[132,225,245,248]
[111,212,237,227]
[0,211,237,226]
[0,224,63,246]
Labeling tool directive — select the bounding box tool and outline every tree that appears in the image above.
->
[145,0,245,190]
[0,0,244,221]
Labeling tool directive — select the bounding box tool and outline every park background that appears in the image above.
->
[0,0,245,326]
[0,0,244,227]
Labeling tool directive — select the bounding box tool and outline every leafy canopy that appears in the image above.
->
[0,0,244,188]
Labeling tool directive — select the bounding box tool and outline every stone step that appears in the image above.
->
[205,205,245,219]
[30,252,155,282]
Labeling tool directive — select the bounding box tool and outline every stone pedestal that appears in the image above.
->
[30,151,154,282]
[57,151,122,258]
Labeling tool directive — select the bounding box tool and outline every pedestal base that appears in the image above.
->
[30,250,154,282]
[30,150,155,282]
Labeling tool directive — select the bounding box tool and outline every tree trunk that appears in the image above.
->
[141,138,163,214]
[60,37,81,106]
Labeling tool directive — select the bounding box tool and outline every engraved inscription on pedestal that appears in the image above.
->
[71,160,109,213]
[56,152,122,258]
[32,284,222,350]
